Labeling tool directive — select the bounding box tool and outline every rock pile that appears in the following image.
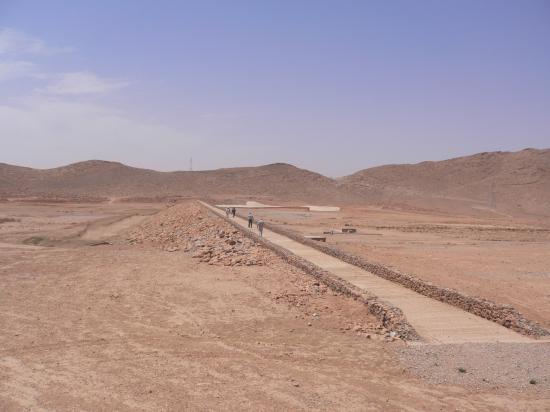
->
[127,202,272,266]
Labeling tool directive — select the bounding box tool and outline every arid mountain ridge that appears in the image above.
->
[341,148,550,217]
[0,161,351,203]
[1,148,549,217]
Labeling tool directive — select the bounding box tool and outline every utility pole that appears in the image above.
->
[189,157,193,171]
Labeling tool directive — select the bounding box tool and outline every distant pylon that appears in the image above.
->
[190,157,193,171]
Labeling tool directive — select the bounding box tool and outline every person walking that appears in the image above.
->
[257,219,264,237]
[226,207,230,217]
[231,207,236,218]
[247,211,254,228]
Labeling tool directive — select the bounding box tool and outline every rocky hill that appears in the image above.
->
[0,160,355,203]
[2,148,549,217]
[339,148,550,217]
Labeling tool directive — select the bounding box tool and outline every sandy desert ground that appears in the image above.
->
[0,200,549,411]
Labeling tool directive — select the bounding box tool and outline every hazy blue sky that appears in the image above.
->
[1,1,549,176]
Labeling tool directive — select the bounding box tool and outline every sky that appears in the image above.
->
[1,0,549,176]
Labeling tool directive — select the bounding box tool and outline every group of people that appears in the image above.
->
[247,211,264,237]
[224,206,264,237]
[225,207,236,218]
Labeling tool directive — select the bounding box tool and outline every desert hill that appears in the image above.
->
[0,160,355,203]
[339,148,550,217]
[2,148,549,217]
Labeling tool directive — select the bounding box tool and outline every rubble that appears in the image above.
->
[127,202,272,267]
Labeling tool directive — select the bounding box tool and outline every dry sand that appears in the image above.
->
[1,200,549,410]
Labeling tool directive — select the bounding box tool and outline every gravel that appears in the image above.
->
[399,341,550,390]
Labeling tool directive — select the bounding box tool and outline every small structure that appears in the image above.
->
[305,205,340,212]
[216,201,339,212]
[304,235,327,242]
[342,227,357,233]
